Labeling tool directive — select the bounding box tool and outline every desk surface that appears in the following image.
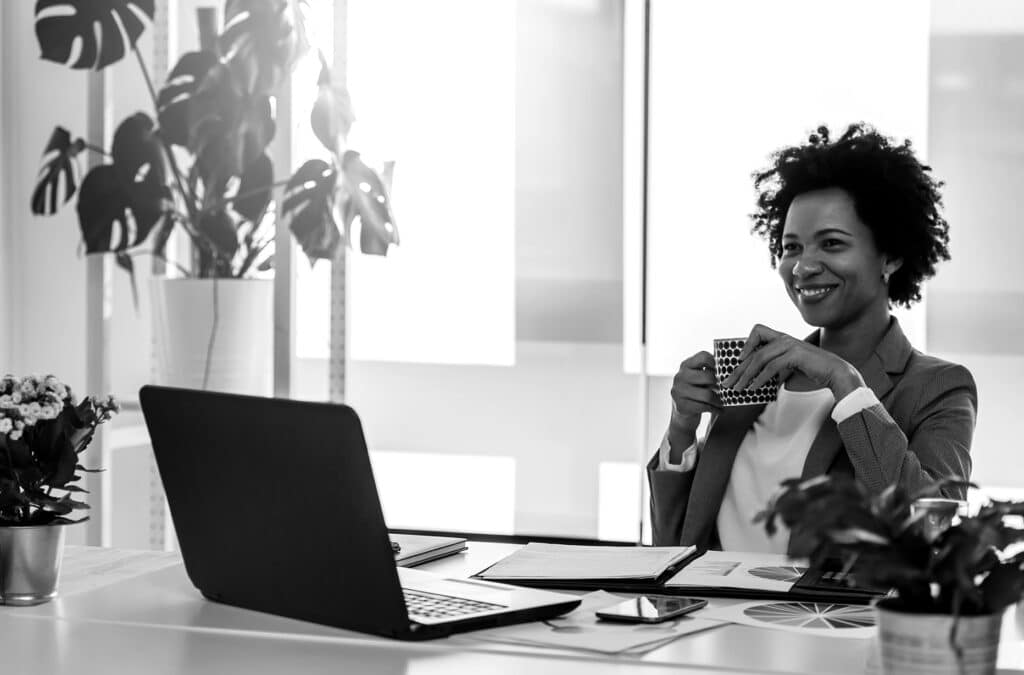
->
[5,543,1024,674]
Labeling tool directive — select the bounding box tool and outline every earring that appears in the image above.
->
[882,270,891,284]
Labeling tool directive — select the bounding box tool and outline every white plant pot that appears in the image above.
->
[876,600,1002,675]
[150,278,273,396]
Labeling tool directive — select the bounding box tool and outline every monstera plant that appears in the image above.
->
[30,0,398,287]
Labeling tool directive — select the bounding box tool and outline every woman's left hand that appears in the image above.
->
[721,324,865,400]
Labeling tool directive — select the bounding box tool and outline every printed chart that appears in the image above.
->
[702,601,877,639]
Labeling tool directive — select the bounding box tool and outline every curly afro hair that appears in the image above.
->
[750,122,950,308]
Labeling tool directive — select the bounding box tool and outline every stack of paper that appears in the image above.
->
[476,543,697,583]
[664,550,810,594]
[457,591,724,655]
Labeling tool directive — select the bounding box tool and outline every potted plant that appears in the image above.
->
[30,0,397,393]
[0,374,118,605]
[757,475,1024,675]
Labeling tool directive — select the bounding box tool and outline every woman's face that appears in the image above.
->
[779,187,898,330]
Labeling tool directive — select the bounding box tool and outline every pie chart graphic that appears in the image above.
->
[742,602,876,630]
[746,565,807,583]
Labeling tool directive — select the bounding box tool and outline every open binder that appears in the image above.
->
[473,545,885,604]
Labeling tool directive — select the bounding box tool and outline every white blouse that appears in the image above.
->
[657,386,880,552]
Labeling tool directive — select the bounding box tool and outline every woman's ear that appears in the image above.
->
[884,257,903,278]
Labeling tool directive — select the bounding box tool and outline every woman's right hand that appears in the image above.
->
[669,351,723,436]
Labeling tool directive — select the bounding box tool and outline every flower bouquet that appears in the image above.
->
[0,375,118,525]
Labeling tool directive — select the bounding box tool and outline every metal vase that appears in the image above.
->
[0,523,71,606]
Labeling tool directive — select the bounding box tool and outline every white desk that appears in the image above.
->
[5,543,1024,674]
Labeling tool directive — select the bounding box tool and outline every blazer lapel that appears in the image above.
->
[800,317,912,480]
[800,418,841,480]
[681,403,764,546]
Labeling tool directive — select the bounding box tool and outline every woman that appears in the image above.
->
[648,123,976,554]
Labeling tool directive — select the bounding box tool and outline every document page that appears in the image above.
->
[478,543,696,581]
[457,590,724,655]
[664,550,809,593]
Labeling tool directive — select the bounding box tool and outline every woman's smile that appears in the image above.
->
[794,283,838,303]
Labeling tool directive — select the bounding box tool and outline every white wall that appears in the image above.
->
[2,2,88,386]
[0,2,10,370]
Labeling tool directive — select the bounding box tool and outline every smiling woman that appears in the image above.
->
[648,123,977,555]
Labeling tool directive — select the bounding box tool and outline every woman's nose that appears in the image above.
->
[792,257,823,277]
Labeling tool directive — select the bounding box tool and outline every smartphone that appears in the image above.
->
[594,595,708,623]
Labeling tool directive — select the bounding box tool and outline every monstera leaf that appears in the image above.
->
[339,151,399,255]
[310,56,354,153]
[235,152,274,222]
[196,209,240,259]
[220,0,299,95]
[77,114,169,254]
[157,50,219,147]
[35,0,155,70]
[111,112,165,188]
[31,126,85,215]
[188,63,275,192]
[281,159,341,263]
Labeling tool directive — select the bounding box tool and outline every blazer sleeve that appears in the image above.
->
[836,364,976,499]
[647,450,698,546]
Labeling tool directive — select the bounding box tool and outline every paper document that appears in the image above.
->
[457,590,724,655]
[700,599,876,640]
[665,550,810,593]
[478,543,696,581]
[59,545,182,597]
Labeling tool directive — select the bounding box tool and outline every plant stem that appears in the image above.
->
[132,45,212,271]
[200,178,292,217]
[129,249,193,278]
[83,143,112,158]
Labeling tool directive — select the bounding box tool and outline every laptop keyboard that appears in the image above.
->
[403,588,507,620]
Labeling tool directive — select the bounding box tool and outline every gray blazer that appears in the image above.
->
[647,318,977,554]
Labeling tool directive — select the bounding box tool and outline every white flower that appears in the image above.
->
[14,420,24,430]
[11,391,21,404]
[0,419,11,433]
[9,429,21,441]
[0,395,11,408]
[27,402,41,417]
[20,380,35,395]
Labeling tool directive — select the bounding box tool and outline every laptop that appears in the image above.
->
[139,385,581,640]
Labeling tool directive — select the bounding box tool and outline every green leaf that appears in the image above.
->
[825,527,890,546]
[196,209,240,259]
[157,50,219,147]
[219,0,299,95]
[31,126,85,215]
[77,114,171,255]
[339,151,399,255]
[35,0,155,70]
[281,159,341,263]
[235,153,274,222]
[310,56,354,153]
[188,63,275,191]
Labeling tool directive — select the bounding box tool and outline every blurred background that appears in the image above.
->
[0,0,1018,549]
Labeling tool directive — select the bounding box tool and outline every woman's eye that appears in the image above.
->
[823,239,845,249]
[782,243,800,253]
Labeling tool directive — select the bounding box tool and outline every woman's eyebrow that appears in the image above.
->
[782,226,852,240]
[815,226,853,237]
